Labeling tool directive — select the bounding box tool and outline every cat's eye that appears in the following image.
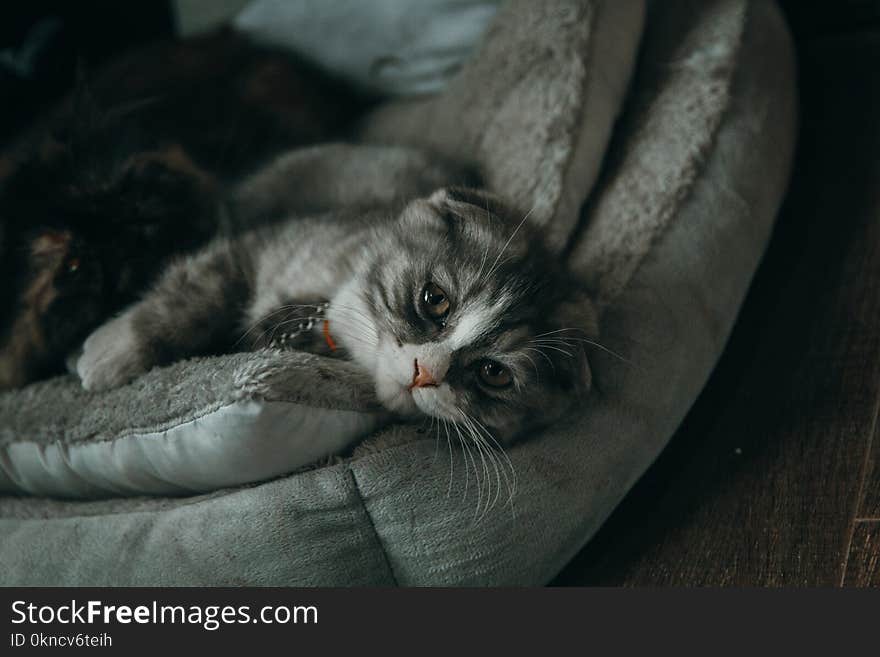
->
[478,360,512,388]
[422,282,450,322]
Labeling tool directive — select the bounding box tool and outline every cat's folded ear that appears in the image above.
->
[401,186,519,236]
[429,186,504,211]
[427,187,520,225]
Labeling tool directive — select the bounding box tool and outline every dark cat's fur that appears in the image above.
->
[0,126,218,389]
[74,145,598,445]
[0,30,364,389]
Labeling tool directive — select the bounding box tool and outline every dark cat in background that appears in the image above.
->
[0,29,366,389]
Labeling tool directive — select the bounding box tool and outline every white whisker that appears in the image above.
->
[443,419,454,499]
[459,411,500,518]
[468,413,517,510]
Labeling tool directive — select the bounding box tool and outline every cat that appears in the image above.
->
[0,30,366,390]
[0,126,219,390]
[73,144,598,445]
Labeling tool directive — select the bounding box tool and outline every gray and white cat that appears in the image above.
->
[75,144,598,444]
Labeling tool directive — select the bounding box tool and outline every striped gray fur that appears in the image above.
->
[75,145,598,445]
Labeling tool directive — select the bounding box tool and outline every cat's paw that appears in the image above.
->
[76,312,150,391]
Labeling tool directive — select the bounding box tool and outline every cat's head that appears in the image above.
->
[330,187,598,443]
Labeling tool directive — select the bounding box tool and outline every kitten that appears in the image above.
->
[74,148,598,444]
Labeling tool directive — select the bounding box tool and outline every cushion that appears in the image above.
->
[233,0,502,96]
[0,353,382,497]
[0,0,796,586]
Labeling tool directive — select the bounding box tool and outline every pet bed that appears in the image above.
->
[0,0,796,585]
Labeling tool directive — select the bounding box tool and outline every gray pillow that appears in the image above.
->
[233,0,502,96]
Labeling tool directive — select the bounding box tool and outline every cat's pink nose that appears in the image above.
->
[411,359,438,389]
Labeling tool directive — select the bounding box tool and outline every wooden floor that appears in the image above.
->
[555,24,880,585]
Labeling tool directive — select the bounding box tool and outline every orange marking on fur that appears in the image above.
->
[323,320,337,352]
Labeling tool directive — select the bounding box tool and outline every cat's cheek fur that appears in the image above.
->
[327,283,380,365]
[374,369,418,416]
[328,285,422,416]
[372,340,418,416]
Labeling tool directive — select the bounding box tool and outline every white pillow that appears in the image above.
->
[0,353,383,498]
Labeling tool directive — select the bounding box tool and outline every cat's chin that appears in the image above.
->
[409,385,460,423]
[375,378,420,417]
[374,378,457,424]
